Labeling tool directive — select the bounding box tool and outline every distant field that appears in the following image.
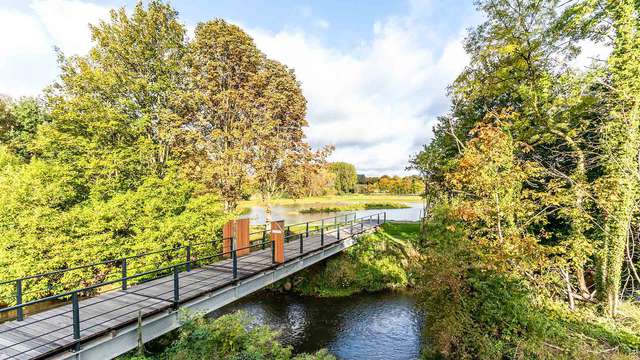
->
[240,194,422,207]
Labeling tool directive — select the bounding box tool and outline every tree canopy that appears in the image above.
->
[411,0,640,357]
[0,1,322,303]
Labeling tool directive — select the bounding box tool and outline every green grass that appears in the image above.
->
[298,202,410,213]
[240,194,421,207]
[280,222,422,297]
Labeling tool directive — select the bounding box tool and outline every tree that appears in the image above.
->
[0,1,231,301]
[186,19,263,212]
[0,96,49,159]
[589,0,640,315]
[248,58,326,225]
[329,162,357,194]
[34,0,189,198]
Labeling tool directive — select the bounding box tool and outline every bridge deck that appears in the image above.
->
[0,220,378,359]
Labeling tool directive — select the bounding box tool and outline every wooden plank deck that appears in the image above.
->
[0,220,378,359]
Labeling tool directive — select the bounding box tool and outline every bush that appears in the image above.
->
[121,311,335,360]
[290,223,420,297]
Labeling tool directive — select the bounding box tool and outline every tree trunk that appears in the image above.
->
[595,0,640,317]
[263,193,273,231]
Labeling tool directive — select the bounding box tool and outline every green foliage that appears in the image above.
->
[0,166,229,303]
[121,311,335,360]
[0,97,49,159]
[412,0,640,357]
[291,223,420,297]
[358,175,424,195]
[297,202,409,214]
[328,162,357,194]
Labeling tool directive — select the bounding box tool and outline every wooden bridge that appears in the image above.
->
[0,212,386,359]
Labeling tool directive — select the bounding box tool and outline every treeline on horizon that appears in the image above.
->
[302,160,424,196]
[410,0,640,358]
[0,1,332,303]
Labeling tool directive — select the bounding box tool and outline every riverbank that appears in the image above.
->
[274,222,421,297]
[240,194,422,208]
[119,223,424,360]
[298,202,410,214]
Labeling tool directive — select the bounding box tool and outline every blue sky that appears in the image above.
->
[0,0,481,175]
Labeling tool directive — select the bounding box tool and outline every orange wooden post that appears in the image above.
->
[271,220,285,263]
[223,220,233,258]
[236,218,250,256]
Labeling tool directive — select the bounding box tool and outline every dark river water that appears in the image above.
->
[212,291,424,360]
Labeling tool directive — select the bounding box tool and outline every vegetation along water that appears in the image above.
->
[1,0,640,359]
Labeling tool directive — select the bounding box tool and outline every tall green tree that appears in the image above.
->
[35,0,189,198]
[0,96,49,159]
[329,162,357,194]
[591,0,640,315]
[186,19,263,212]
[249,59,331,224]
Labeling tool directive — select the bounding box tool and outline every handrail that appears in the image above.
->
[0,211,386,359]
[0,211,386,319]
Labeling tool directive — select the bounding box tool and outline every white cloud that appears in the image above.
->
[30,0,111,55]
[249,16,468,175]
[0,0,110,97]
[0,1,468,175]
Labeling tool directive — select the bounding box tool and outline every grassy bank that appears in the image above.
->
[240,194,422,207]
[277,222,421,297]
[298,202,410,214]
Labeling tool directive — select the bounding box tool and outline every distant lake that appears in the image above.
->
[243,202,423,225]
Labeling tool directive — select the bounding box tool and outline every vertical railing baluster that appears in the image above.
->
[384,212,386,223]
[299,233,303,253]
[377,213,380,224]
[306,222,309,238]
[122,258,128,290]
[72,291,81,351]
[262,230,267,250]
[337,224,341,240]
[350,219,353,234]
[186,245,192,272]
[173,266,179,309]
[16,279,23,321]
[321,227,324,246]
[232,249,238,279]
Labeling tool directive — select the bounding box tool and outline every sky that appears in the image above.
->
[0,0,607,175]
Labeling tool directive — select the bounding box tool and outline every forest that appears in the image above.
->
[411,0,640,358]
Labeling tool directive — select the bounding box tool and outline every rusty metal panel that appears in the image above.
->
[236,218,251,256]
[271,220,285,263]
[223,221,233,258]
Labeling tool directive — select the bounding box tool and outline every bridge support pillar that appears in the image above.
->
[271,220,285,263]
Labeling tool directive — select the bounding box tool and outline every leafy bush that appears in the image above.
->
[290,223,420,297]
[122,311,335,360]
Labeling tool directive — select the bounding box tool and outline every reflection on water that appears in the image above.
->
[244,202,423,225]
[212,291,424,360]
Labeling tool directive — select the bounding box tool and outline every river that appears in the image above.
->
[244,202,423,225]
[213,290,424,360]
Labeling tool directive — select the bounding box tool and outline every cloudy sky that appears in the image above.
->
[0,1,605,175]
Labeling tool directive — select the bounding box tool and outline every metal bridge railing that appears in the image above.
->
[0,211,386,359]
